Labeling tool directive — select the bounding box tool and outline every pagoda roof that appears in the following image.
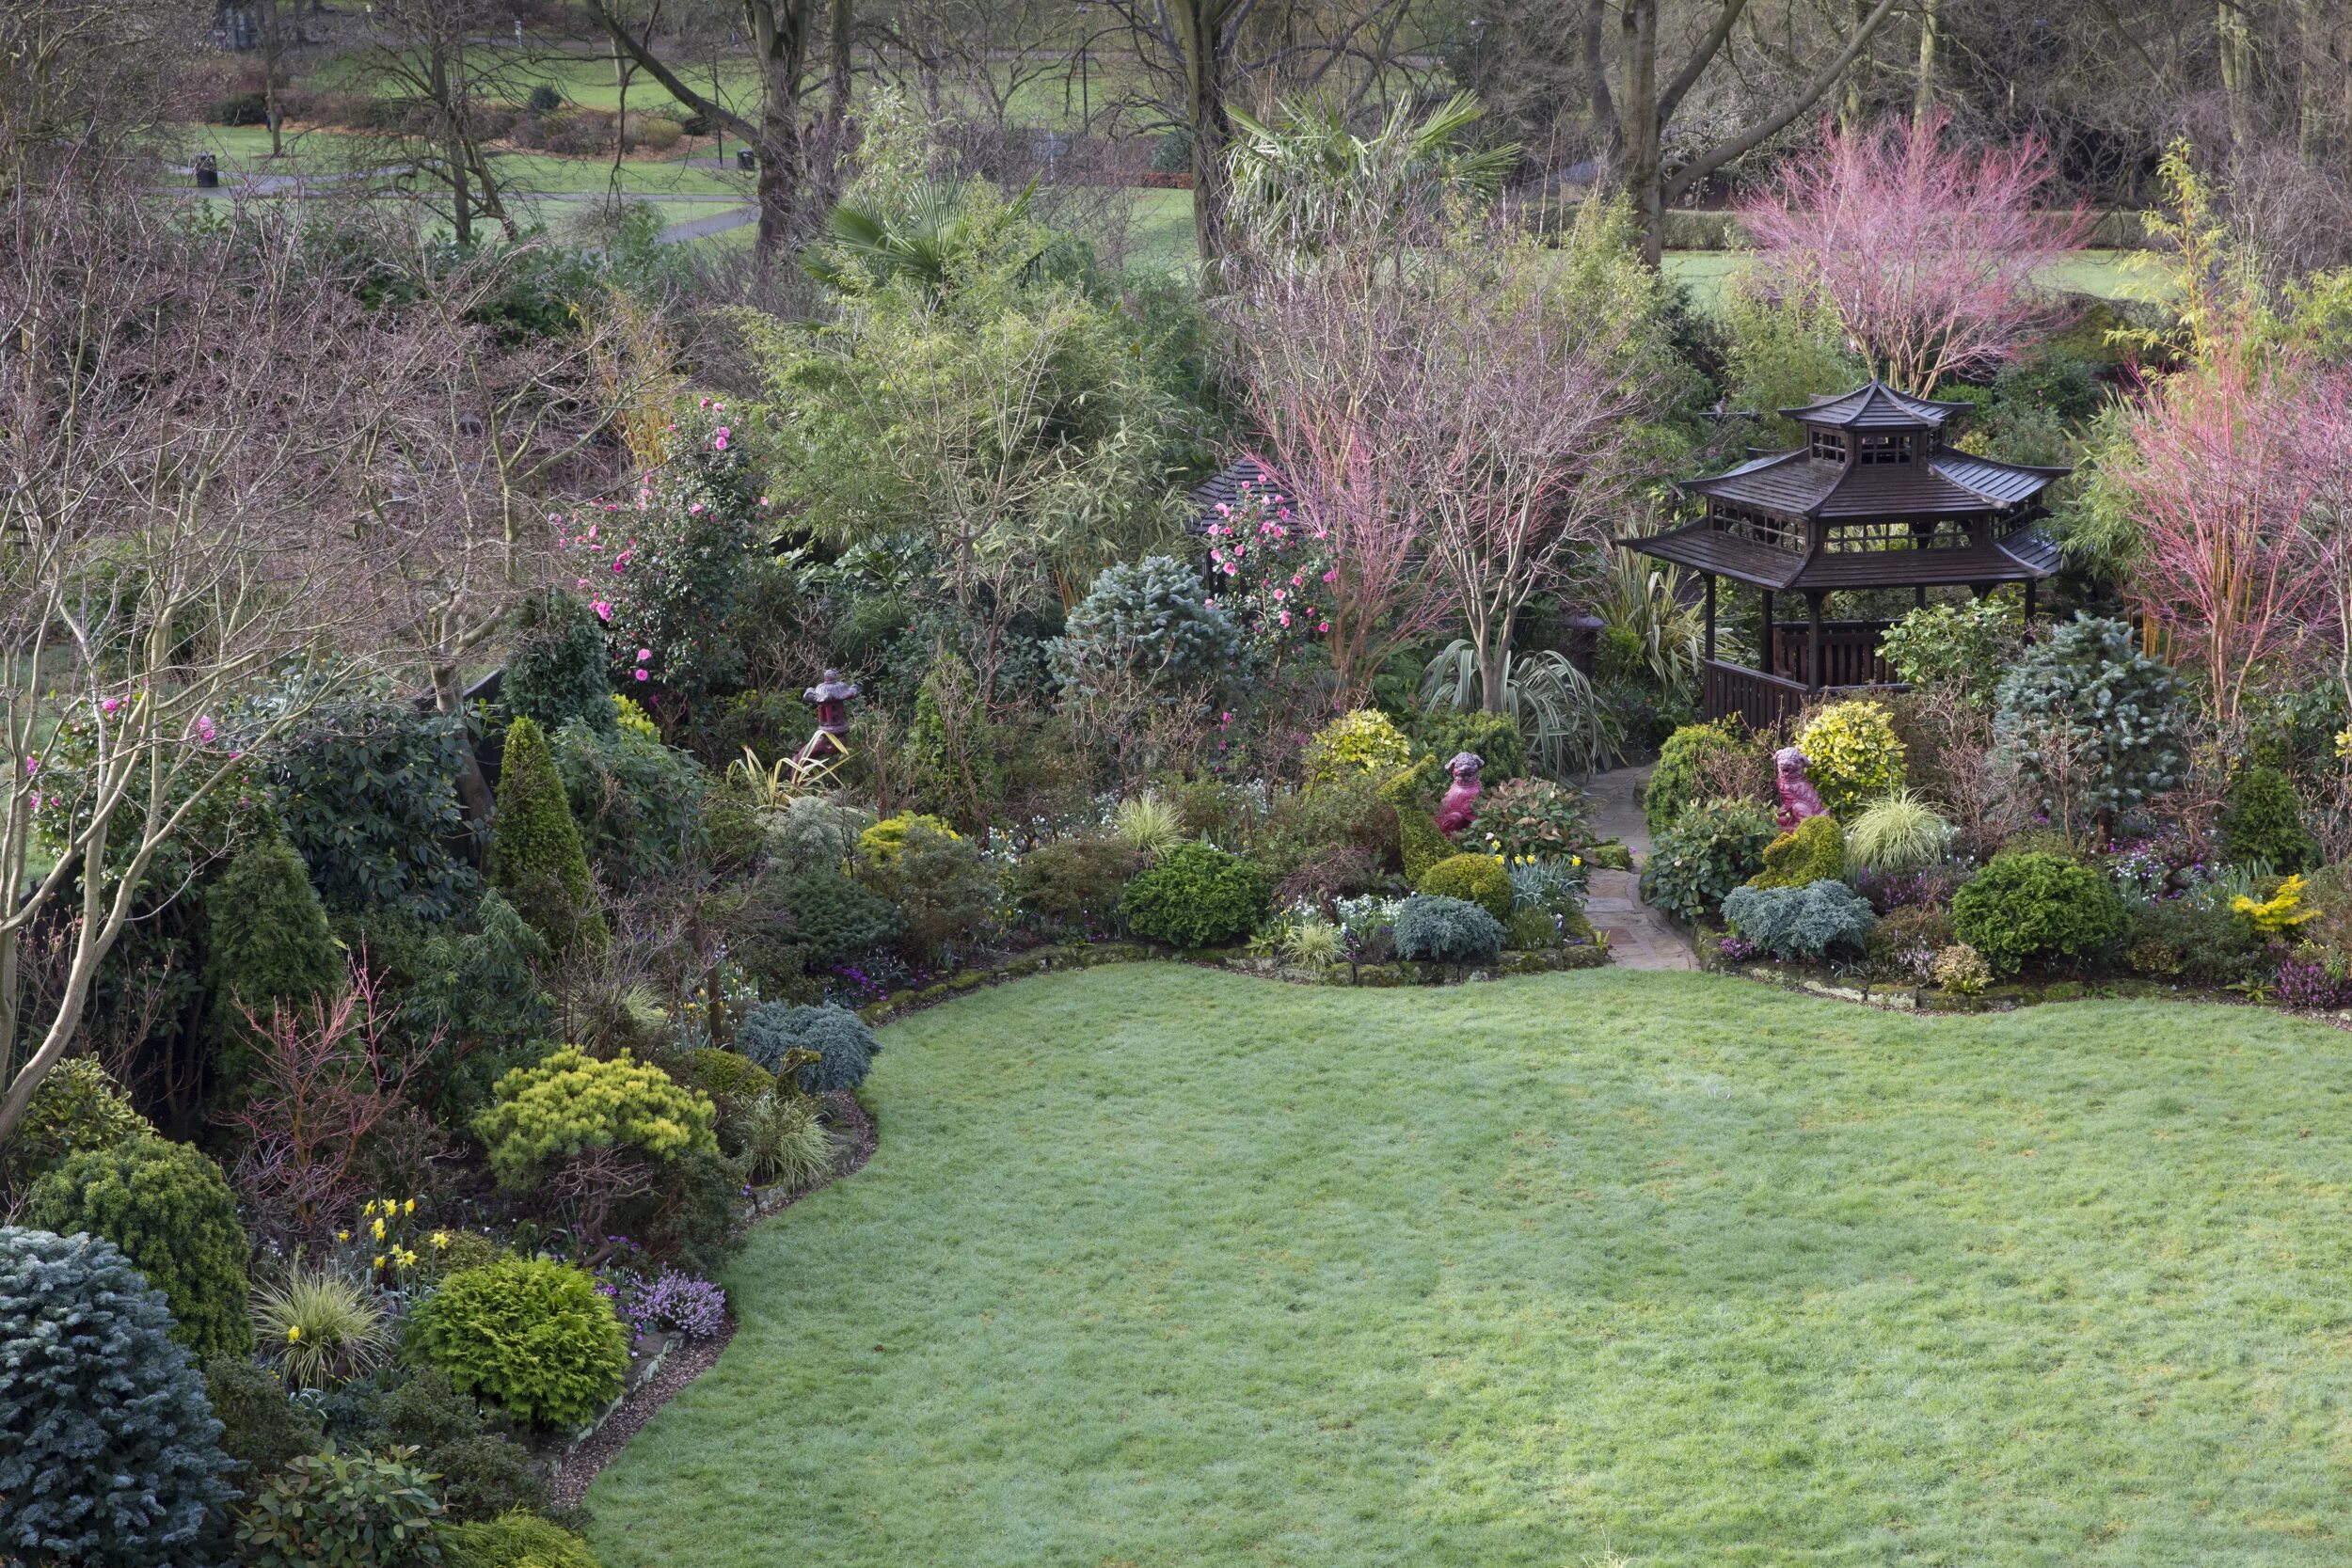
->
[1779,379,1977,430]
[1621,517,2061,593]
[1677,445,2069,522]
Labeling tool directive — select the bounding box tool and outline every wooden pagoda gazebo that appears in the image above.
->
[1622,379,2071,729]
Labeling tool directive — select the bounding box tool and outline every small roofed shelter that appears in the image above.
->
[1621,379,2070,730]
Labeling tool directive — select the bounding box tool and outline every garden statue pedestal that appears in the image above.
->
[1773,746,1826,832]
[1436,752,1486,837]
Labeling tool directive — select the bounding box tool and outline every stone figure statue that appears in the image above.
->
[1773,746,1827,831]
[1435,752,1486,837]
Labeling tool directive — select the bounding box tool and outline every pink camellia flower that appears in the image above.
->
[592,600,613,623]
[1278,610,1292,627]
[1218,711,1233,727]
[758,496,771,507]
[100,697,119,715]
[636,649,652,663]
[712,436,728,451]
[576,577,590,590]
[689,502,705,515]
[1317,621,1330,633]
[1322,570,1336,583]
[1216,502,1232,515]
[634,669,649,682]
[197,716,216,744]
[1271,589,1285,602]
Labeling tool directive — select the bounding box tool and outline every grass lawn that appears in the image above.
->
[585,965,2352,1567]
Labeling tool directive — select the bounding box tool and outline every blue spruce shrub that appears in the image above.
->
[1994,615,2187,830]
[1391,894,1507,964]
[735,1002,880,1093]
[0,1227,234,1567]
[1053,556,1239,689]
[1720,880,1877,960]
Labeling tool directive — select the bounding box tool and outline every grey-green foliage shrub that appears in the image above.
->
[443,1511,603,1568]
[776,869,904,966]
[767,796,873,875]
[1951,851,2129,974]
[233,1446,446,1568]
[270,696,479,920]
[27,1136,253,1359]
[1053,555,1238,689]
[1119,841,1271,948]
[1720,880,1877,960]
[1391,894,1507,964]
[502,593,615,737]
[204,1355,326,1492]
[0,1228,235,1567]
[1639,798,1778,923]
[552,720,706,882]
[2219,764,2316,872]
[1994,616,2187,827]
[404,1259,628,1430]
[735,1001,881,1092]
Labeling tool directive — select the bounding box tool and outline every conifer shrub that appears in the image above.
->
[852,820,996,961]
[442,1511,604,1568]
[1303,709,1415,787]
[204,1354,326,1492]
[676,1047,774,1111]
[471,1048,718,1187]
[1415,852,1514,919]
[773,868,904,967]
[1951,851,2129,974]
[1006,834,1141,934]
[2219,763,2317,872]
[1391,894,1507,964]
[404,1258,628,1429]
[487,718,610,957]
[27,1136,253,1359]
[1119,841,1271,948]
[734,1002,880,1094]
[502,592,615,736]
[0,1228,235,1568]
[207,833,342,1091]
[1747,814,1846,890]
[1052,555,1239,687]
[552,720,707,883]
[1720,879,1877,960]
[1993,615,2187,831]
[1410,709,1527,782]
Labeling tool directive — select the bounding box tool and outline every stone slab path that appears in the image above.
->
[1581,762,1697,972]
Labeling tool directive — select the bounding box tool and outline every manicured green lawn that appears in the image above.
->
[586,966,2352,1566]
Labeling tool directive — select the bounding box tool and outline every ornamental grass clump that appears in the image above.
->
[26,1135,253,1359]
[249,1266,391,1390]
[731,1089,835,1190]
[0,1228,235,1568]
[404,1258,628,1430]
[1845,789,1956,875]
[1719,880,1877,961]
[1110,794,1184,862]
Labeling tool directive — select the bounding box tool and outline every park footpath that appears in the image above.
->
[1581,762,1696,972]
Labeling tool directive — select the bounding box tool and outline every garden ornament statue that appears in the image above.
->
[796,670,860,763]
[1435,752,1486,836]
[1773,746,1827,831]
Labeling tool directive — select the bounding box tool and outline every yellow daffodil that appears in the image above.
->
[360,1200,375,1217]
[2337,727,2352,762]
[286,1325,302,1342]
[431,1230,451,1249]
[335,1230,350,1243]
[371,1218,386,1241]
[403,1198,416,1214]
[373,1255,386,1269]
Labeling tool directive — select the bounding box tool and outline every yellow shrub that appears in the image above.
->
[1794,701,1906,817]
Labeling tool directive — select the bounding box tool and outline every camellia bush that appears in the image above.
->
[27,1136,254,1359]
[1639,799,1778,924]
[0,1228,235,1568]
[404,1258,629,1429]
[471,1048,718,1187]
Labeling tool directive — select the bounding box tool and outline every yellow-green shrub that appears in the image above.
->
[857,814,958,863]
[403,1259,628,1430]
[1303,709,1414,787]
[1794,701,1906,817]
[1416,852,1513,919]
[471,1047,717,1187]
[1746,814,1845,890]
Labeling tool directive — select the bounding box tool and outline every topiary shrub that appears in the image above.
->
[1466,778,1593,860]
[1844,789,1955,875]
[443,1511,603,1568]
[1395,802,1452,880]
[486,717,609,958]
[502,593,615,737]
[204,1355,326,1493]
[0,1228,235,1567]
[0,1055,150,1196]
[1720,880,1877,960]
[1643,720,1750,836]
[1119,841,1271,948]
[404,1259,628,1430]
[1052,555,1239,689]
[1391,894,1506,965]
[1640,799,1778,924]
[734,1002,880,1093]
[1950,851,2129,974]
[675,1048,773,1111]
[1793,701,1906,817]
[1415,852,1513,919]
[471,1048,718,1188]
[2220,764,2316,872]
[1006,835,1141,934]
[207,832,343,1094]
[1410,709,1527,782]
[1994,615,2187,836]
[27,1136,252,1359]
[1303,709,1414,788]
[233,1446,446,1567]
[1747,813,1845,891]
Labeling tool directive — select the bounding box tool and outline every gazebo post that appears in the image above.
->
[1758,590,1773,675]
[1915,585,1927,610]
[1702,573,1716,662]
[2023,578,2037,624]
[1805,592,1824,690]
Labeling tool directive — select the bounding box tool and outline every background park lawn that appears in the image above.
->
[586,965,2352,1567]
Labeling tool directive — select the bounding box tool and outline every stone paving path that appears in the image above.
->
[1581,762,1697,972]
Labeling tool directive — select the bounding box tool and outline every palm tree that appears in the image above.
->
[1225,92,1519,261]
[802,179,1041,299]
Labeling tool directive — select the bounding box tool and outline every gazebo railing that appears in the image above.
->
[1767,619,1898,687]
[1702,658,1910,732]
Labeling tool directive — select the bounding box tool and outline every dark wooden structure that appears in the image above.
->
[1621,379,2070,729]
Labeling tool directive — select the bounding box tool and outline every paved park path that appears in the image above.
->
[1581,761,1697,972]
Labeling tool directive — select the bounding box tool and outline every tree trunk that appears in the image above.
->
[1912,0,1940,132]
[1623,0,1663,265]
[435,664,498,828]
[2217,0,2257,155]
[748,0,814,258]
[1174,0,1235,265]
[430,42,471,244]
[261,0,285,158]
